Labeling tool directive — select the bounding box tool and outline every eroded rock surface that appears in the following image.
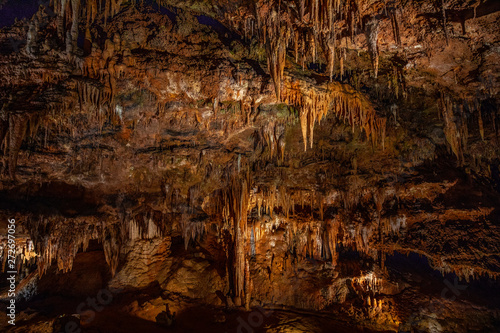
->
[0,0,499,332]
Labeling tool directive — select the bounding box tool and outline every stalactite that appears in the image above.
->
[25,16,39,57]
[278,134,286,163]
[129,218,141,240]
[327,36,335,82]
[282,78,384,151]
[339,49,344,79]
[102,230,120,276]
[66,0,80,54]
[442,0,449,45]
[8,113,29,180]
[389,9,401,47]
[352,272,381,293]
[477,102,484,141]
[0,237,37,275]
[376,117,387,149]
[181,218,206,250]
[294,31,300,63]
[257,4,291,102]
[326,218,339,265]
[55,0,68,40]
[234,177,248,298]
[147,216,161,239]
[365,17,380,78]
[439,94,467,164]
[252,0,364,96]
[86,0,98,25]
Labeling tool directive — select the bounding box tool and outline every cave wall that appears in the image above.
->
[0,0,499,332]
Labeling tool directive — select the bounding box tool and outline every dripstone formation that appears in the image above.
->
[0,1,499,332]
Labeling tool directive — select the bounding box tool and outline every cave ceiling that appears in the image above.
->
[0,0,499,332]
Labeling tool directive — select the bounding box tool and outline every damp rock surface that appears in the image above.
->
[0,1,499,332]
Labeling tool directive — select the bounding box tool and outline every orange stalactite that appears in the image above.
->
[439,94,466,164]
[254,0,370,96]
[281,78,385,151]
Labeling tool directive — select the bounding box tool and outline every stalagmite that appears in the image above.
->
[244,258,251,310]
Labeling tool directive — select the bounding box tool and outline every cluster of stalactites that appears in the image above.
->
[352,271,382,293]
[0,237,37,275]
[250,187,338,263]
[433,260,499,282]
[76,80,117,131]
[352,271,385,315]
[77,81,113,110]
[290,218,340,264]
[52,0,124,25]
[77,30,130,133]
[49,0,79,54]
[256,2,292,102]
[249,214,339,264]
[380,215,407,235]
[298,218,376,264]
[249,207,374,267]
[439,94,497,165]
[281,78,386,150]
[253,0,389,100]
[14,209,168,279]
[128,215,162,241]
[253,186,328,221]
[256,121,287,162]
[31,218,98,276]
[247,185,407,264]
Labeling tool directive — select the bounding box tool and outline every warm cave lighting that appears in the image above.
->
[1,0,499,332]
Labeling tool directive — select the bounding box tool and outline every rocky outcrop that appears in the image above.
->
[0,1,499,332]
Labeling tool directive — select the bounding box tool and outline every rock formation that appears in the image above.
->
[0,0,499,332]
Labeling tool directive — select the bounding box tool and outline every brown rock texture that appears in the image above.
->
[0,0,499,332]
